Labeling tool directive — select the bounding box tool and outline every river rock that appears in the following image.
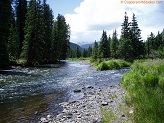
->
[129,109,134,114]
[101,101,108,106]
[40,117,48,123]
[34,111,38,115]
[85,85,94,89]
[74,89,82,93]
[47,114,52,119]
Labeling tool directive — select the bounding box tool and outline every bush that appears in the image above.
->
[97,60,131,70]
[97,62,109,70]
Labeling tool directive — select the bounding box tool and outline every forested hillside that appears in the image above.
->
[71,12,164,62]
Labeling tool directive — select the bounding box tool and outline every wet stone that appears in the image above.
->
[101,101,108,106]
[85,85,94,89]
[74,89,82,93]
[40,117,48,123]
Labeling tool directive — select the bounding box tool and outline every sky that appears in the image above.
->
[47,0,164,45]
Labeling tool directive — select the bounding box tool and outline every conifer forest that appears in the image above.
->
[0,0,164,67]
[0,0,70,67]
[0,1,164,123]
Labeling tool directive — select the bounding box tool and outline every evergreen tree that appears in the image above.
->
[76,47,81,58]
[161,30,164,48]
[0,0,12,67]
[92,40,99,59]
[8,9,19,60]
[130,13,144,59]
[111,29,119,59]
[99,30,110,58]
[15,0,27,56]
[87,46,92,57]
[51,21,58,61]
[52,14,70,61]
[42,0,53,63]
[69,49,76,58]
[154,31,162,50]
[21,0,44,66]
[146,32,155,58]
[119,12,133,61]
[82,49,88,58]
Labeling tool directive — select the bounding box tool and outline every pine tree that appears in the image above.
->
[161,30,164,48]
[15,0,27,57]
[0,0,12,67]
[108,34,111,57]
[82,49,88,58]
[146,32,155,58]
[51,20,59,61]
[111,29,119,59]
[42,0,53,63]
[99,30,110,58]
[52,14,70,61]
[92,40,99,59]
[8,9,19,60]
[87,46,92,57]
[130,13,144,59]
[76,47,81,58]
[119,12,133,61]
[154,31,162,50]
[21,0,44,66]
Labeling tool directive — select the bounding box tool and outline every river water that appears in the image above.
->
[0,61,129,122]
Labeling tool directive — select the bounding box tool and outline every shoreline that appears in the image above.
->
[39,83,128,123]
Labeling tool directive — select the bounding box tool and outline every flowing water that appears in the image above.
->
[0,61,129,122]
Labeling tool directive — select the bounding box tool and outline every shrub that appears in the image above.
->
[97,60,131,70]
[97,62,109,70]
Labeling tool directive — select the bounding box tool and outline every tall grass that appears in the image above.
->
[121,59,164,123]
[97,60,131,70]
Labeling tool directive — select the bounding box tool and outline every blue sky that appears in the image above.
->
[47,0,164,45]
[47,0,83,17]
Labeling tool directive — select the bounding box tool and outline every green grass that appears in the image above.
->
[68,57,90,61]
[101,108,117,123]
[121,59,164,123]
[110,94,118,100]
[97,60,131,70]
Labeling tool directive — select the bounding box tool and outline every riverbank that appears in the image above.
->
[122,59,164,123]
[0,60,129,122]
[39,61,129,123]
[39,82,130,122]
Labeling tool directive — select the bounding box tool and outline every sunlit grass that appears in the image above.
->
[97,60,131,70]
[121,59,164,123]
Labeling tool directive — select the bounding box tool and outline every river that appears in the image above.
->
[0,61,129,122]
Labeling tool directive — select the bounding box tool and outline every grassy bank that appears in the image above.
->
[96,60,131,70]
[121,59,164,123]
[68,57,90,61]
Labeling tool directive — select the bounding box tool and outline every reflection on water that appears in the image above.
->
[0,93,63,122]
[0,61,129,122]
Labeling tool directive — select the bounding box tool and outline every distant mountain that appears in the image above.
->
[80,41,100,49]
[80,43,94,49]
[70,42,83,51]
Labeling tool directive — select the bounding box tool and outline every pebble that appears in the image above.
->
[39,85,128,123]
[40,117,48,123]
[85,85,94,89]
[101,101,108,106]
[73,89,82,93]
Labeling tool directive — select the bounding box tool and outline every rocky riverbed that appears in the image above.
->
[39,84,129,123]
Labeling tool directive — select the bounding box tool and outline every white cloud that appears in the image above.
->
[65,0,164,44]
